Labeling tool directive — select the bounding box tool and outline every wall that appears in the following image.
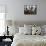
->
[0,0,46,22]
[13,0,46,22]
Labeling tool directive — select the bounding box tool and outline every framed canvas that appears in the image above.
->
[24,5,37,15]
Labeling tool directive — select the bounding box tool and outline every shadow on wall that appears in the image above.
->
[5,20,46,27]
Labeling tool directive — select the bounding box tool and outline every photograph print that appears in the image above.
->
[24,5,37,15]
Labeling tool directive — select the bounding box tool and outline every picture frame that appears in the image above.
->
[24,5,37,15]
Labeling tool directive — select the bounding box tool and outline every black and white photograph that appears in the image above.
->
[24,5,37,15]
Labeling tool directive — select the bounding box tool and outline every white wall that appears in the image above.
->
[0,0,46,22]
